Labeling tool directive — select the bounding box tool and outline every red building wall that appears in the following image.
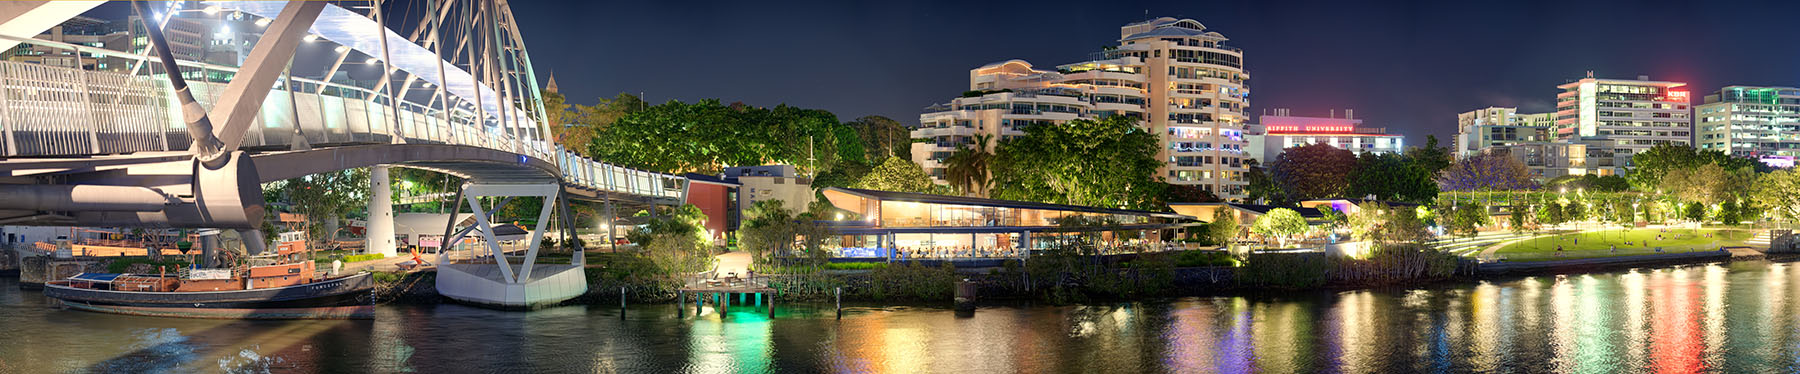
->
[685,182,731,242]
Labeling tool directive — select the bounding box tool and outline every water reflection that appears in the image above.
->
[18,262,1800,372]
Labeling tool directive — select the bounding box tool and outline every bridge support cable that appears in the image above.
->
[129,0,224,162]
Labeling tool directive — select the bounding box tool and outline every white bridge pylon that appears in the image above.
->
[435,181,586,308]
[461,182,556,283]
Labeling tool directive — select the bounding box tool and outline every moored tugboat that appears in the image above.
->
[42,231,375,319]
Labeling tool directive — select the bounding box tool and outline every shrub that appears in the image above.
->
[859,261,959,300]
[1237,252,1330,289]
[343,253,386,263]
[825,262,888,270]
[1173,250,1236,267]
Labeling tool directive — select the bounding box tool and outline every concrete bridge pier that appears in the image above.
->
[368,165,396,258]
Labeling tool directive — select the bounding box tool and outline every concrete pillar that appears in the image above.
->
[368,165,397,257]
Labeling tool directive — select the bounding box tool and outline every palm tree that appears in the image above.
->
[943,134,994,197]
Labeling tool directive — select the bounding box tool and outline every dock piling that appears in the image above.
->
[620,286,626,320]
[767,292,774,318]
[835,287,842,320]
[677,290,684,317]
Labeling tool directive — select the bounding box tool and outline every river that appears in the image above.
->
[7,260,1800,373]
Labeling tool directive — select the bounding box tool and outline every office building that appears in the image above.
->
[1455,107,1554,159]
[1480,142,1588,181]
[1553,75,1692,174]
[1696,85,1800,166]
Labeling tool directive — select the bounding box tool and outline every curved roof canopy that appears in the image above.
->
[210,1,529,128]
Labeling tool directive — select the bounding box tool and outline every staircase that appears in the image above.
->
[1429,231,1540,257]
[1747,230,1774,248]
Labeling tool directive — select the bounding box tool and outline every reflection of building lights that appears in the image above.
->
[254,18,271,27]
[333,45,349,53]
[303,34,320,42]
[365,58,379,64]
[202,5,221,15]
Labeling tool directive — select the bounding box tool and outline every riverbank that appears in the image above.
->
[121,247,1792,307]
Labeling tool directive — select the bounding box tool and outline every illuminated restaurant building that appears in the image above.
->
[1246,109,1405,163]
[819,187,1198,261]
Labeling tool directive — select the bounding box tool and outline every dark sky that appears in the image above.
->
[514,0,1800,143]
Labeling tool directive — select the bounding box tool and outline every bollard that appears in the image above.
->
[835,287,842,320]
[954,279,977,314]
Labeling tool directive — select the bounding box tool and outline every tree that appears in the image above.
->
[1437,153,1537,191]
[739,200,798,263]
[1753,169,1800,224]
[1407,135,1454,176]
[1349,151,1437,203]
[847,115,911,162]
[1447,202,1488,238]
[989,115,1165,210]
[1563,201,1586,223]
[1251,208,1309,247]
[1347,202,1431,245]
[1717,199,1744,226]
[588,99,848,174]
[1663,163,1748,206]
[1684,202,1707,224]
[1161,183,1220,204]
[1509,204,1528,235]
[1242,158,1285,204]
[1627,144,1763,192]
[262,168,369,248]
[1537,202,1564,227]
[1269,143,1356,200]
[943,133,994,196]
[1205,208,1238,246]
[853,157,935,193]
[545,92,643,158]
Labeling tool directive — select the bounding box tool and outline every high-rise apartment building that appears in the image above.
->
[913,17,1251,199]
[1553,75,1692,174]
[1696,86,1800,165]
[1455,107,1553,158]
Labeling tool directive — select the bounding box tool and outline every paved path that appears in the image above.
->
[713,252,752,278]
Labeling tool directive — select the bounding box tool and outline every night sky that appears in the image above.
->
[514,0,1800,143]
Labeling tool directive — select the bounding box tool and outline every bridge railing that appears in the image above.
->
[0,35,684,200]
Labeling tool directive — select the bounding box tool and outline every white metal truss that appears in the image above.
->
[455,182,559,284]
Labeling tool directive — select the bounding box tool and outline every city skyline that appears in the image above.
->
[515,0,1800,144]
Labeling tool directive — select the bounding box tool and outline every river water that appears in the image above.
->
[7,261,1800,373]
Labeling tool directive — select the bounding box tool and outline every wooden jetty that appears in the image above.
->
[675,272,776,318]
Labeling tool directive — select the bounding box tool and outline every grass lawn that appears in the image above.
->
[1494,228,1753,262]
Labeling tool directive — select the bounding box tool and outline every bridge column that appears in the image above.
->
[368,165,397,257]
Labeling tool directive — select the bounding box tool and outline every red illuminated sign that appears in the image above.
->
[1266,125,1354,133]
[1666,90,1689,101]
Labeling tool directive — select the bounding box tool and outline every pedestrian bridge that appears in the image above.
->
[0,0,679,308]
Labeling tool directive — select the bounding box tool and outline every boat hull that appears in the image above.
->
[59,302,375,320]
[43,272,374,309]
